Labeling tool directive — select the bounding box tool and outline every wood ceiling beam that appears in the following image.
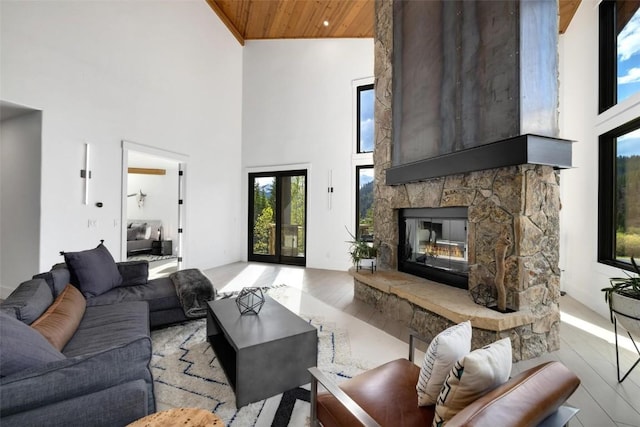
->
[206,0,245,46]
[559,0,582,34]
[128,168,166,175]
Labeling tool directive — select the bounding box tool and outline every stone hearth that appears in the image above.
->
[351,269,548,361]
[356,0,568,361]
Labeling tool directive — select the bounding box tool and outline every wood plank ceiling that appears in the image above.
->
[207,0,582,46]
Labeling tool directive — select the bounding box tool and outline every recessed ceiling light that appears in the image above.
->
[323,20,329,27]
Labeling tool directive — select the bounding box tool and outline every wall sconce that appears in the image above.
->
[327,169,334,210]
[80,143,91,205]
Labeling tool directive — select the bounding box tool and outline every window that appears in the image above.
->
[353,80,374,244]
[357,84,375,153]
[356,166,374,241]
[598,118,640,270]
[599,0,640,113]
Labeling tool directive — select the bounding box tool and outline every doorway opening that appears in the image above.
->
[0,101,42,298]
[248,170,307,266]
[122,141,187,278]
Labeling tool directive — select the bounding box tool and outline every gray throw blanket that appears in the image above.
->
[169,269,216,318]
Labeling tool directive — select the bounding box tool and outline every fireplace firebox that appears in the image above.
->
[398,207,469,289]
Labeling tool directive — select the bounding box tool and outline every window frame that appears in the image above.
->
[598,0,617,113]
[356,83,375,154]
[598,0,640,113]
[351,77,375,250]
[598,116,640,272]
[247,169,307,267]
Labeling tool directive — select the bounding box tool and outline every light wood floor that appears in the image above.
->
[203,262,640,427]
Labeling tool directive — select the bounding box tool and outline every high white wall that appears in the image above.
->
[241,39,374,270]
[0,111,42,296]
[1,0,244,274]
[559,0,640,318]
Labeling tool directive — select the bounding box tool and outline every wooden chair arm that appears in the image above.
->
[308,367,381,427]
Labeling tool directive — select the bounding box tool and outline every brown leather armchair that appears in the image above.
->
[309,335,581,427]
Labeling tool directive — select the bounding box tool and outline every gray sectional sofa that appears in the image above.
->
[0,243,195,427]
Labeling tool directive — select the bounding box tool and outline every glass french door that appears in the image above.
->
[248,170,307,266]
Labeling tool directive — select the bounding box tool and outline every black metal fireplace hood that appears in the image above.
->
[386,134,573,186]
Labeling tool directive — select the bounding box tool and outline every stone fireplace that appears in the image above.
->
[351,0,573,361]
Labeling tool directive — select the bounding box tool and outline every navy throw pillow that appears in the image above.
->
[0,279,53,324]
[0,311,65,377]
[64,243,123,298]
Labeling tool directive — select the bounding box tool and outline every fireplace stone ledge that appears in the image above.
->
[351,269,534,331]
[350,268,558,361]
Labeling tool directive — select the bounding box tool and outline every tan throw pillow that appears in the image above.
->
[417,321,472,406]
[31,284,86,351]
[432,337,512,426]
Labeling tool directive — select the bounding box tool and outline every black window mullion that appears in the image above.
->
[598,132,616,263]
[274,176,282,262]
[599,0,617,113]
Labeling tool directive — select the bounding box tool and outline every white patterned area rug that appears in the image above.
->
[151,286,398,427]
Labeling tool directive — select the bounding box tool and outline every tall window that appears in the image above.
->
[599,0,640,112]
[599,118,640,270]
[357,84,375,153]
[598,1,640,272]
[356,166,374,241]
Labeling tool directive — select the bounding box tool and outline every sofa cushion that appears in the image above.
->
[86,277,180,313]
[128,222,150,240]
[0,306,18,319]
[31,284,86,351]
[127,227,140,241]
[117,261,149,287]
[1,279,53,324]
[62,301,150,357]
[0,311,65,377]
[417,321,471,406]
[0,380,150,427]
[33,264,71,298]
[433,337,512,426]
[1,334,154,417]
[64,243,123,297]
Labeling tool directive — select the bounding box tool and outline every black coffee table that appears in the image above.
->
[206,295,318,407]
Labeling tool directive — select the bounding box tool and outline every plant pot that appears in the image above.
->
[356,257,377,273]
[611,292,640,338]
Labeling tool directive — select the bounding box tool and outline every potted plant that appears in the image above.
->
[346,228,378,273]
[601,257,640,382]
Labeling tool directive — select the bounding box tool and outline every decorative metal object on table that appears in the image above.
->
[235,287,265,315]
[470,283,498,308]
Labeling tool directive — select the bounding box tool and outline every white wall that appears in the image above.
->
[1,0,244,272]
[559,0,640,318]
[0,111,42,296]
[242,39,374,270]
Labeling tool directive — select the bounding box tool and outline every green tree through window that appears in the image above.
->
[615,131,640,261]
[357,166,374,241]
[253,177,275,255]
